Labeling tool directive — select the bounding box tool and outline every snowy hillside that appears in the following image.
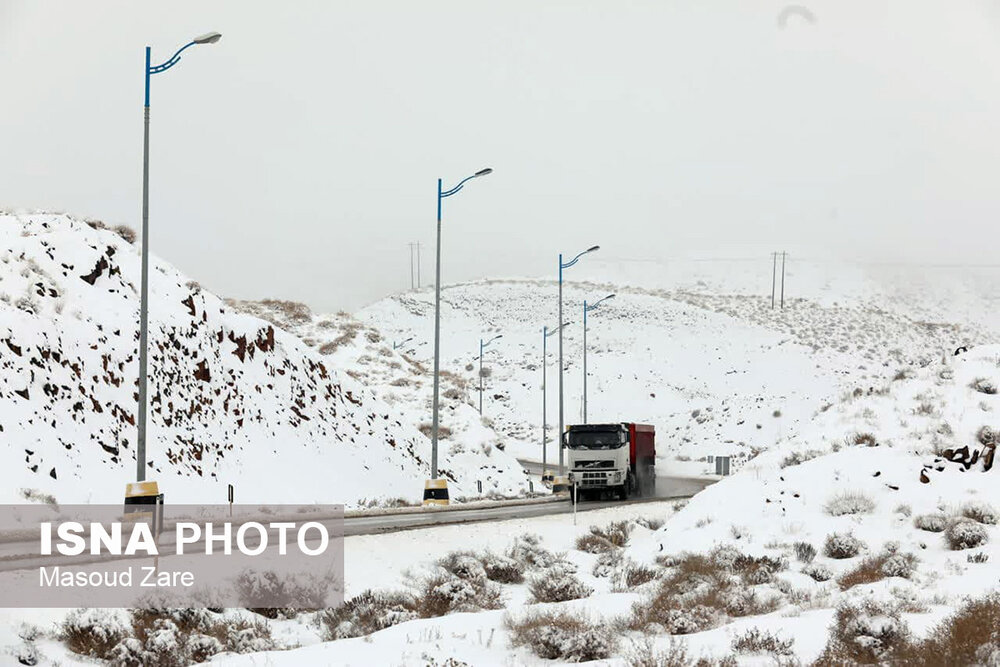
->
[357,269,988,471]
[0,211,526,506]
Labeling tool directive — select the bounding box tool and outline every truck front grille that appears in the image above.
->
[577,470,610,486]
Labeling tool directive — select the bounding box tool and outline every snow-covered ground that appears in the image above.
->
[5,209,1000,665]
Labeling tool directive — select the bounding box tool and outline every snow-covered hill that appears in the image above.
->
[356,267,989,471]
[0,211,526,506]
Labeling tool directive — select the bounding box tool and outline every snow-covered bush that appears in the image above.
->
[709,544,742,569]
[816,599,912,665]
[186,634,224,663]
[233,569,333,614]
[592,550,624,578]
[506,610,615,661]
[481,552,525,584]
[946,520,990,550]
[61,608,131,660]
[318,589,419,639]
[528,572,593,603]
[794,541,817,563]
[645,605,719,635]
[14,641,40,666]
[224,618,274,654]
[803,564,833,582]
[825,491,876,516]
[438,552,487,581]
[971,378,998,395]
[881,553,919,579]
[824,532,865,559]
[506,533,561,570]
[914,513,949,533]
[961,501,999,525]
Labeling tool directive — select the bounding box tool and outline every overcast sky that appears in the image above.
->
[2,1,999,312]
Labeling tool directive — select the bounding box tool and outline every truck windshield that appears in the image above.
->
[566,431,625,449]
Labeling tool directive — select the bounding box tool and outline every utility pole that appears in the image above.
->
[416,242,422,288]
[780,251,787,309]
[771,252,777,309]
[408,243,415,290]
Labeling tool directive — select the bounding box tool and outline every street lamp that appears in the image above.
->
[477,334,502,414]
[393,337,414,350]
[557,245,599,474]
[430,168,492,482]
[583,294,615,422]
[542,322,570,480]
[136,32,222,483]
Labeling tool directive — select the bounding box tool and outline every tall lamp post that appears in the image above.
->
[136,32,222,483]
[430,168,492,482]
[542,322,570,480]
[583,294,615,423]
[557,245,599,475]
[477,334,502,414]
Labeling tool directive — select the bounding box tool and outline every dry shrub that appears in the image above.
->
[623,563,660,588]
[731,627,794,657]
[625,638,731,667]
[896,593,1000,666]
[914,513,948,533]
[317,589,418,640]
[823,532,864,559]
[780,449,823,468]
[576,532,617,554]
[113,225,137,244]
[849,432,878,447]
[85,218,108,231]
[730,552,786,586]
[591,520,633,547]
[61,609,131,660]
[814,599,911,665]
[824,491,876,517]
[803,564,832,582]
[837,553,916,591]
[945,520,989,550]
[506,610,615,662]
[418,423,452,439]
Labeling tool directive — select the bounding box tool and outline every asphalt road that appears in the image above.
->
[0,470,715,573]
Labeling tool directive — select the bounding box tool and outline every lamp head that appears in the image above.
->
[193,32,222,44]
[586,245,600,253]
[474,168,493,177]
